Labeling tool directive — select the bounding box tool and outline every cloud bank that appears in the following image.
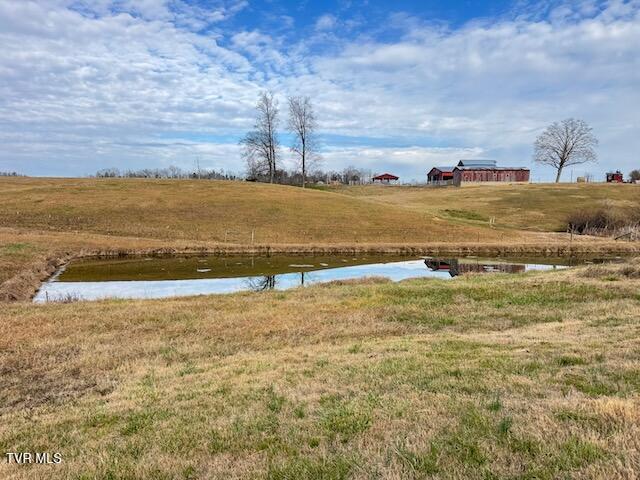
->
[0,0,638,180]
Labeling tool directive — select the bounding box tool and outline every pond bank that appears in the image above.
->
[36,255,589,302]
[2,240,639,302]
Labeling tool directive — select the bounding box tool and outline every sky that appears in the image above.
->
[0,0,638,181]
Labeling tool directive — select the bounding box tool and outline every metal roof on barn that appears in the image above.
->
[456,159,498,167]
[454,166,529,171]
[373,173,399,180]
[429,166,455,173]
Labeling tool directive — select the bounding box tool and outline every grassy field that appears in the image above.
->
[327,183,640,232]
[0,178,510,244]
[1,178,639,479]
[1,261,639,479]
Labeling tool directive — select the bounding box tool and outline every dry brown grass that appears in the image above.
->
[580,257,640,279]
[1,178,639,478]
[1,264,639,479]
[0,177,513,244]
[328,183,640,232]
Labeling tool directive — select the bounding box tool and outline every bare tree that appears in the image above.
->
[342,165,361,185]
[287,95,319,188]
[240,91,280,183]
[534,118,598,183]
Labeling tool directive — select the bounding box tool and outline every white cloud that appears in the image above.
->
[230,30,287,68]
[0,0,258,176]
[315,14,336,31]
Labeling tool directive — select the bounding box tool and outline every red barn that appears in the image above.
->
[372,173,399,184]
[606,171,624,183]
[452,160,529,186]
[427,166,454,184]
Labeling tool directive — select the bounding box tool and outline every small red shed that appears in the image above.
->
[372,173,399,184]
[606,171,624,183]
[427,166,454,184]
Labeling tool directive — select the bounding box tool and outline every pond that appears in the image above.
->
[33,254,618,303]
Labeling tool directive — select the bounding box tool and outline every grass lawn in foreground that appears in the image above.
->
[1,260,639,479]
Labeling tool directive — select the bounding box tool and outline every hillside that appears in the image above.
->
[328,183,640,232]
[0,178,509,244]
[3,179,638,244]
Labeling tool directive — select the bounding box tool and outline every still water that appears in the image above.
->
[34,254,605,302]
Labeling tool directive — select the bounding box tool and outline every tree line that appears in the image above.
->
[94,166,237,180]
[93,164,376,185]
[250,165,376,186]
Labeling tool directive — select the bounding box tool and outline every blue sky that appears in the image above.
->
[0,0,638,181]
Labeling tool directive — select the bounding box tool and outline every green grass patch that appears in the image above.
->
[556,355,587,367]
[267,455,354,480]
[558,437,607,469]
[394,443,440,476]
[562,366,640,397]
[318,395,372,441]
[441,209,490,222]
[0,242,36,255]
[555,408,619,435]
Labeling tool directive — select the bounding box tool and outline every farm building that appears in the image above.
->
[427,166,454,184]
[424,258,526,277]
[372,173,399,184]
[453,163,530,186]
[427,159,529,186]
[606,171,624,183]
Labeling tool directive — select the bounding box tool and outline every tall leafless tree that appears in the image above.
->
[240,91,280,183]
[533,118,598,183]
[287,96,319,188]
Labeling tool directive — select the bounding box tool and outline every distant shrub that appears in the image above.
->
[567,206,640,237]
